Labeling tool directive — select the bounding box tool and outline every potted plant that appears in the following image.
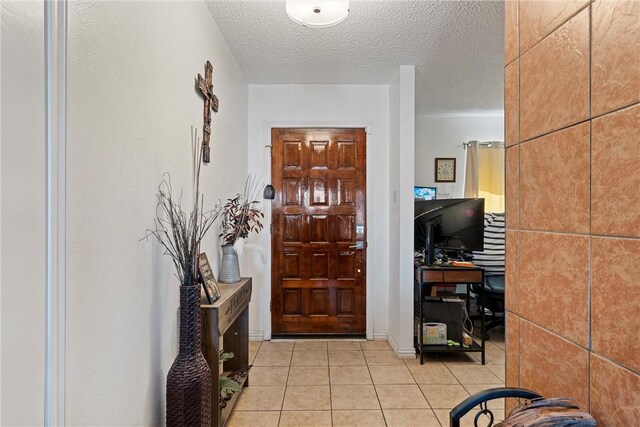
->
[145,129,220,427]
[218,176,264,283]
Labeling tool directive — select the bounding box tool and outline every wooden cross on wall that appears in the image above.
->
[196,60,219,163]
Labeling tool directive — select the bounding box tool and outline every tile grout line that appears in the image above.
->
[590,350,638,375]
[363,346,389,427]
[519,117,590,146]
[408,358,440,424]
[591,100,639,121]
[518,2,592,64]
[587,1,593,413]
[278,345,291,424]
[510,0,522,416]
[517,228,589,238]
[518,100,640,147]
[327,345,332,427]
[401,359,441,426]
[516,316,589,351]
[518,228,640,240]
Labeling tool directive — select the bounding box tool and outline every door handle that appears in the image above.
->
[349,241,367,250]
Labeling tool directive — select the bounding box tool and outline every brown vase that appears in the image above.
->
[166,285,211,427]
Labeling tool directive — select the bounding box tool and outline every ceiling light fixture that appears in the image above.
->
[286,0,350,28]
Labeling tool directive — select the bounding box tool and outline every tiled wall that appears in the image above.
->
[504,1,639,425]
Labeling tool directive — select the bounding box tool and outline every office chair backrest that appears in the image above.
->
[471,213,505,277]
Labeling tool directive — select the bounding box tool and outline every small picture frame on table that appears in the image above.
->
[198,252,221,304]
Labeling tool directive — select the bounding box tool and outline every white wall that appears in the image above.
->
[67,1,247,424]
[387,72,400,352]
[387,66,416,356]
[247,84,390,340]
[1,2,47,424]
[1,4,3,421]
[414,115,504,198]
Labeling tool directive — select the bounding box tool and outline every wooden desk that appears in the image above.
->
[201,278,252,427]
[414,265,485,365]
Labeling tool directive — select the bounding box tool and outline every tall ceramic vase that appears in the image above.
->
[166,285,211,427]
[219,244,241,283]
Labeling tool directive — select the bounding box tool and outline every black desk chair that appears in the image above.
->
[471,213,506,339]
[468,275,504,340]
[480,275,505,337]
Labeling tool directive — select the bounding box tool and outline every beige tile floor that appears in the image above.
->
[228,329,505,427]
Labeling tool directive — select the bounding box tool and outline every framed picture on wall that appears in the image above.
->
[435,158,456,183]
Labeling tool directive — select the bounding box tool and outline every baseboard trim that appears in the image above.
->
[249,331,264,341]
[395,347,417,358]
[387,334,416,358]
[373,330,388,340]
[388,334,399,353]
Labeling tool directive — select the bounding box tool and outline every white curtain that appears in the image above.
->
[464,141,479,198]
[464,141,505,213]
[478,146,505,212]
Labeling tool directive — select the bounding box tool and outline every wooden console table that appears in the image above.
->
[201,277,252,427]
[414,265,485,365]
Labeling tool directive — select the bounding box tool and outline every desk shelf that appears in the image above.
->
[414,265,485,365]
[219,374,249,427]
[414,340,483,353]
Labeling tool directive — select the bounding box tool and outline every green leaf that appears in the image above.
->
[219,351,235,362]
[220,377,242,398]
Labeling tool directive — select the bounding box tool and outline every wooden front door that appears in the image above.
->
[271,128,367,335]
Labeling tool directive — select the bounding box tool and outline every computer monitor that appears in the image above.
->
[414,186,437,201]
[414,198,485,264]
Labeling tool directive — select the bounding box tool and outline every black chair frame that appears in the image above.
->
[449,387,542,427]
[471,279,505,339]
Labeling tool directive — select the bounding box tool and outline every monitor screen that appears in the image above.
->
[414,186,437,201]
[414,198,485,253]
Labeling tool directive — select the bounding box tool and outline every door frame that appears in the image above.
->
[45,1,68,424]
[261,121,375,340]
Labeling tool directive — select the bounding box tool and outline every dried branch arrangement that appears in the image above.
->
[219,176,264,245]
[144,128,221,286]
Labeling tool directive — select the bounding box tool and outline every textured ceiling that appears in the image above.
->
[206,0,504,115]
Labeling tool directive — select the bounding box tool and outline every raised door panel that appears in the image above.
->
[337,178,356,206]
[337,140,356,169]
[310,252,329,280]
[337,250,357,280]
[310,141,329,169]
[335,214,356,243]
[309,178,329,206]
[309,215,330,243]
[283,140,302,169]
[282,214,303,243]
[309,289,331,316]
[337,289,356,316]
[283,289,302,316]
[282,252,301,279]
[283,178,303,206]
